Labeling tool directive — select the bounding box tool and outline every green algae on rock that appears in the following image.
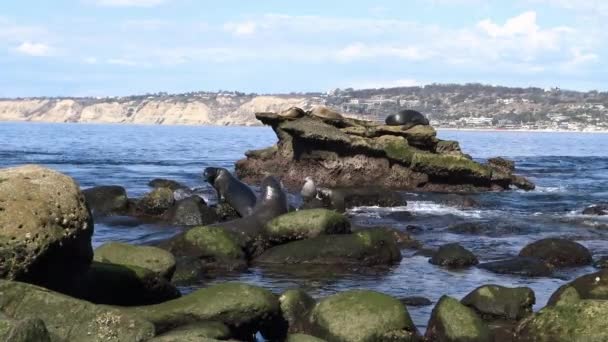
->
[264,209,351,244]
[425,295,491,342]
[94,242,176,280]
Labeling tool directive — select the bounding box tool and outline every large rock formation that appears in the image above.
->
[236,109,533,192]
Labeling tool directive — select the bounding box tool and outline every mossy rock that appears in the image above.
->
[68,261,180,306]
[461,284,535,321]
[279,289,316,333]
[429,243,479,268]
[138,187,175,216]
[164,196,218,226]
[286,333,327,342]
[125,282,285,340]
[83,185,129,216]
[0,279,155,342]
[148,321,231,342]
[514,300,608,341]
[255,229,402,266]
[94,242,176,280]
[547,269,608,306]
[0,316,51,342]
[309,290,418,342]
[411,152,493,180]
[425,295,491,342]
[265,209,351,244]
[519,238,592,268]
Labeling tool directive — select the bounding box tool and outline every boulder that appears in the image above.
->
[425,295,491,342]
[93,242,176,280]
[519,238,592,267]
[125,282,285,340]
[594,256,608,269]
[461,285,535,321]
[487,157,515,173]
[378,227,421,249]
[0,165,94,290]
[582,204,608,216]
[213,202,241,221]
[309,290,418,342]
[0,316,50,342]
[83,185,129,216]
[137,187,175,216]
[255,229,402,266]
[264,209,351,244]
[67,261,180,306]
[399,296,433,307]
[161,226,247,272]
[318,187,408,212]
[164,196,218,226]
[148,322,231,342]
[235,111,534,192]
[429,243,479,268]
[286,334,327,342]
[547,269,608,306]
[279,289,316,334]
[447,222,530,237]
[478,257,553,277]
[0,279,155,341]
[148,178,188,191]
[514,300,608,342]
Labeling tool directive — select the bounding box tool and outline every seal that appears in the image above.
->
[309,106,344,120]
[203,167,256,217]
[250,175,289,224]
[300,176,317,201]
[385,109,429,126]
[279,107,306,119]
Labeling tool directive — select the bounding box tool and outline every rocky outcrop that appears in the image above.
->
[236,109,534,192]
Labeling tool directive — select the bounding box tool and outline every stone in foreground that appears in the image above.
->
[461,284,535,321]
[93,242,176,280]
[236,110,534,192]
[519,238,592,268]
[425,295,491,342]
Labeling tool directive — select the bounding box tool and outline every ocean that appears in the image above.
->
[1,122,608,330]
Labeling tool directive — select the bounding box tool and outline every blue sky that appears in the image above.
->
[0,0,606,97]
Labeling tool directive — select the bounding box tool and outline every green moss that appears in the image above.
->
[279,289,316,333]
[411,152,492,178]
[310,290,416,342]
[428,296,491,342]
[184,226,244,260]
[461,285,535,320]
[286,333,327,342]
[265,209,350,243]
[94,242,176,279]
[553,287,581,306]
[376,136,415,165]
[149,321,231,341]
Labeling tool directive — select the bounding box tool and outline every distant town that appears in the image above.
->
[2,83,608,130]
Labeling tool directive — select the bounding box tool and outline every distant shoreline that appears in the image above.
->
[437,127,608,134]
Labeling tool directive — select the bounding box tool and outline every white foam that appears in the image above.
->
[349,201,492,219]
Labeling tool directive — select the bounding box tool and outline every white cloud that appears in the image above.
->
[93,0,169,7]
[15,41,52,56]
[336,43,428,62]
[223,21,257,36]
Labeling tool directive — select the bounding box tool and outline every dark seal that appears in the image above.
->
[385,109,429,127]
[250,175,289,224]
[203,167,256,217]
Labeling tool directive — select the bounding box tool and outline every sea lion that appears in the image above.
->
[250,175,289,224]
[279,107,306,119]
[309,106,344,120]
[300,176,317,201]
[385,109,429,126]
[203,167,256,217]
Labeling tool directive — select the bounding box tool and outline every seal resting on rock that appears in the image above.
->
[308,106,343,120]
[203,167,256,217]
[385,109,429,126]
[251,175,289,223]
[300,176,317,201]
[279,107,306,119]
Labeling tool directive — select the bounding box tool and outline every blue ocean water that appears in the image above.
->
[1,122,608,329]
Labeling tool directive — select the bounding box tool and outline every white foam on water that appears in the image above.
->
[532,185,566,193]
[349,201,495,219]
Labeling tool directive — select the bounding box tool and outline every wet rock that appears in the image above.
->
[213,202,241,221]
[594,256,608,268]
[425,295,491,342]
[320,188,407,212]
[429,243,479,268]
[487,157,515,173]
[309,290,418,342]
[83,185,129,216]
[93,242,176,280]
[265,209,351,244]
[125,283,285,341]
[0,279,155,341]
[148,321,231,342]
[400,296,433,307]
[435,140,463,156]
[514,300,608,341]
[406,225,425,233]
[582,204,608,216]
[519,238,592,267]
[462,284,535,321]
[236,110,533,192]
[447,222,529,236]
[437,194,479,208]
[477,257,553,277]
[279,289,316,334]
[376,227,421,249]
[0,316,50,342]
[414,248,436,257]
[547,269,608,306]
[161,226,247,273]
[164,196,218,226]
[137,187,175,216]
[67,261,180,306]
[255,229,402,266]
[0,165,94,290]
[385,210,413,221]
[511,175,536,191]
[148,178,188,191]
[286,334,327,342]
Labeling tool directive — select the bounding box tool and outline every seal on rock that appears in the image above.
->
[251,175,289,223]
[300,176,317,201]
[385,109,429,126]
[279,107,306,119]
[309,106,344,120]
[203,167,256,217]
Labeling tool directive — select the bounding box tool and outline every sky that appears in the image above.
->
[0,0,606,97]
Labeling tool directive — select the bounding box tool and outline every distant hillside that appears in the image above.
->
[1,84,607,130]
